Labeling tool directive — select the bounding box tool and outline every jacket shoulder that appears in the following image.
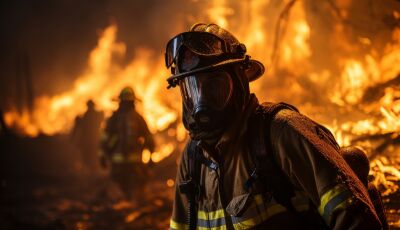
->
[256,101,305,130]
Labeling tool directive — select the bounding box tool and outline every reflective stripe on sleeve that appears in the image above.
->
[170,219,188,230]
[318,184,353,223]
[111,153,124,163]
[111,153,142,163]
[126,154,142,162]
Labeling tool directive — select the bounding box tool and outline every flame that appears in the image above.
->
[207,0,233,28]
[5,25,179,136]
[151,143,175,163]
[4,1,400,195]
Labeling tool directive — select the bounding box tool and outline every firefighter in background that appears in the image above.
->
[100,86,155,199]
[165,23,385,229]
[71,100,104,174]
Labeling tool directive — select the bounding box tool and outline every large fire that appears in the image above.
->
[4,1,400,196]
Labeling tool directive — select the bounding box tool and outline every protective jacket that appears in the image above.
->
[170,94,382,230]
[100,106,154,164]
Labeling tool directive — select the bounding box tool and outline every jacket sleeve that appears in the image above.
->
[99,115,117,157]
[270,109,382,230]
[137,115,155,153]
[170,143,190,230]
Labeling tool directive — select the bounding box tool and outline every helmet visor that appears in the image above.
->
[165,32,228,68]
[179,70,233,113]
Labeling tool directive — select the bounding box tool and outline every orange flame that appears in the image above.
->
[4,2,400,182]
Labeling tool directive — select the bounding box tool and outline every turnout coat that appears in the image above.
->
[170,94,382,230]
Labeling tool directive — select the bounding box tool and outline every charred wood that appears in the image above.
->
[362,74,400,103]
[351,132,400,159]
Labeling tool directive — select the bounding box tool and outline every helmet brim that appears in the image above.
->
[112,96,142,102]
[245,59,265,82]
[167,57,265,88]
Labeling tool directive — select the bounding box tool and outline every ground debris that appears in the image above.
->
[0,176,174,230]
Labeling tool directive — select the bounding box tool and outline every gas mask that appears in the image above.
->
[180,69,235,138]
[164,24,265,140]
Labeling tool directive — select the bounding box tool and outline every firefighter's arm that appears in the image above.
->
[138,115,155,153]
[99,117,118,162]
[99,129,112,168]
[270,109,382,230]
[170,144,191,230]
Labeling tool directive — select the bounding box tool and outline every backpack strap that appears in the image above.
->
[178,140,201,230]
[180,140,220,230]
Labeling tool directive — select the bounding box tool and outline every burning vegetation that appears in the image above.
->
[1,0,400,228]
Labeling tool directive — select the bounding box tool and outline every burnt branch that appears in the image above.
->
[362,74,400,103]
[351,132,400,160]
[351,132,396,143]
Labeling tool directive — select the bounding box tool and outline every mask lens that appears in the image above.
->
[179,71,233,113]
[165,35,182,67]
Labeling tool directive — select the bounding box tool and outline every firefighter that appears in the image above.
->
[71,100,104,174]
[165,23,384,229]
[100,87,155,200]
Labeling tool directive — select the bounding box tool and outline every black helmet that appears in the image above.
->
[86,99,95,108]
[118,87,138,101]
[165,23,265,88]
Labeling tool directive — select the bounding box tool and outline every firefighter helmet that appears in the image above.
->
[165,23,265,88]
[118,87,138,101]
[86,99,95,108]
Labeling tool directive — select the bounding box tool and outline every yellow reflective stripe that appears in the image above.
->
[111,153,142,163]
[111,153,124,163]
[232,194,285,229]
[318,184,353,223]
[318,184,346,214]
[197,226,227,230]
[198,209,225,220]
[126,154,142,162]
[170,219,188,230]
[193,193,310,230]
[233,203,286,230]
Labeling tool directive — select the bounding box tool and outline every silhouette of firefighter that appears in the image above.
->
[100,87,155,200]
[165,23,387,229]
[71,100,104,174]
